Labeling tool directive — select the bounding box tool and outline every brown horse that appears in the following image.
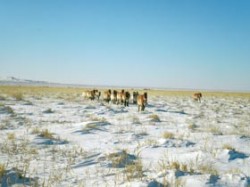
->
[117,90,125,105]
[103,89,111,103]
[132,91,139,104]
[111,90,118,104]
[193,92,202,102]
[137,92,147,112]
[122,91,131,107]
[92,89,101,101]
[82,90,96,100]
[94,89,101,100]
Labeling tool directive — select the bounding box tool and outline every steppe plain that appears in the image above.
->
[0,86,250,187]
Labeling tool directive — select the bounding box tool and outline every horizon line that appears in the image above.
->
[0,76,250,93]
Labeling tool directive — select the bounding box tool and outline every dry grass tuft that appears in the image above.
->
[124,160,143,180]
[107,150,136,168]
[222,144,235,151]
[39,129,54,139]
[198,163,218,176]
[31,127,41,134]
[0,164,6,179]
[188,123,197,130]
[11,92,24,101]
[162,131,174,139]
[7,133,15,140]
[149,114,161,122]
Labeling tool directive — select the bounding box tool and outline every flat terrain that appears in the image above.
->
[0,86,250,186]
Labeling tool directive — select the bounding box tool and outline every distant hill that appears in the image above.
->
[0,76,51,86]
[0,76,93,88]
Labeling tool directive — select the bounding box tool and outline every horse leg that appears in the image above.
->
[142,105,145,111]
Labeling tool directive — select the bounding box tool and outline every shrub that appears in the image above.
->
[149,114,161,122]
[162,131,174,139]
[7,133,15,140]
[40,129,54,139]
[169,161,181,170]
[124,160,143,180]
[107,150,136,168]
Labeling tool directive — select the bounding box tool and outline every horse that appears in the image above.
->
[94,89,101,100]
[132,91,139,104]
[82,90,96,100]
[103,89,111,103]
[137,92,148,112]
[117,90,125,105]
[111,90,118,104]
[122,91,131,107]
[193,92,202,102]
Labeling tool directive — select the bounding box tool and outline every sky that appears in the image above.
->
[0,0,250,91]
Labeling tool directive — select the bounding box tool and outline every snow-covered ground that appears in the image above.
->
[0,88,249,186]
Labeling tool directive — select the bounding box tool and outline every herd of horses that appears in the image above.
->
[82,89,148,111]
[82,89,202,112]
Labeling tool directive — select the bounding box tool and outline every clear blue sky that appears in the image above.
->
[1,0,250,91]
